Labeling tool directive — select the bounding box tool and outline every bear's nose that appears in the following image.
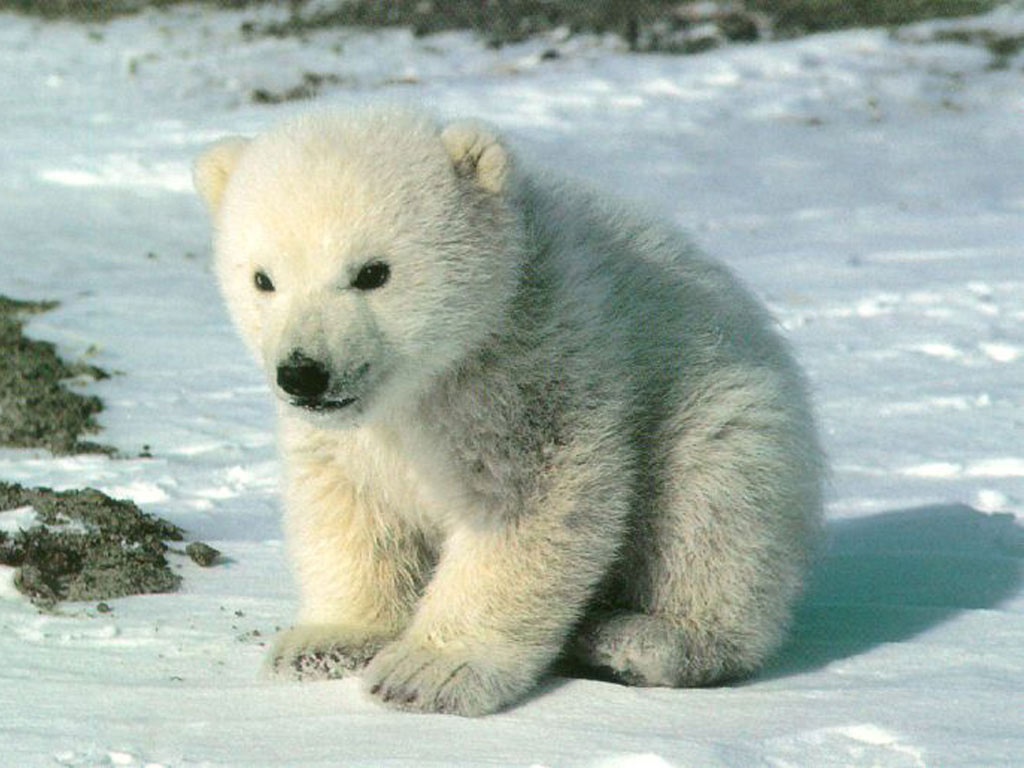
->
[276,353,330,399]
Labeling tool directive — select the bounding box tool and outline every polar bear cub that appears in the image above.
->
[194,107,823,717]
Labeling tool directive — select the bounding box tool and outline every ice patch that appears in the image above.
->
[900,457,1024,480]
[865,247,986,263]
[0,506,32,601]
[980,342,1021,363]
[855,296,897,318]
[104,482,171,505]
[0,565,21,600]
[965,457,1024,478]
[40,155,192,193]
[880,394,990,416]
[765,724,926,768]
[967,281,993,298]
[590,755,675,768]
[54,748,166,768]
[0,505,38,534]
[13,616,132,647]
[171,441,231,457]
[911,342,962,360]
[1,505,91,537]
[193,485,238,501]
[901,462,962,479]
[975,489,1010,512]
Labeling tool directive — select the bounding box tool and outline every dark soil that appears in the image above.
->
[0,296,111,455]
[0,481,184,608]
[0,299,220,608]
[749,0,999,36]
[241,0,1002,52]
[186,540,222,567]
[0,1,1002,50]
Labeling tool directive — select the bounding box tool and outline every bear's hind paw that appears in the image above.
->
[570,611,759,688]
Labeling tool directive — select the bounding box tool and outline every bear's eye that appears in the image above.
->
[254,270,275,293]
[351,261,390,291]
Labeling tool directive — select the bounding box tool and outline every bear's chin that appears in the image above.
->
[279,397,368,429]
[289,397,358,412]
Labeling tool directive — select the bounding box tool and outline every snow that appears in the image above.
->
[0,505,40,534]
[1,3,1022,766]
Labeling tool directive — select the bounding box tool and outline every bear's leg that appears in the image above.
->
[569,611,748,687]
[573,373,822,687]
[363,444,631,716]
[269,463,434,681]
[362,519,613,715]
[569,612,687,686]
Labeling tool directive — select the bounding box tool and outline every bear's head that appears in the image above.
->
[194,109,523,425]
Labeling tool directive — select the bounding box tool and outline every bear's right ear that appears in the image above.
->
[441,122,510,194]
[193,137,250,215]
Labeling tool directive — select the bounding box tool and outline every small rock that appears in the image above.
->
[186,542,221,567]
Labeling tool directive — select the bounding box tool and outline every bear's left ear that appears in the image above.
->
[193,137,250,215]
[441,122,510,194]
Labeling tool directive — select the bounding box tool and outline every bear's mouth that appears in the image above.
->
[290,396,357,412]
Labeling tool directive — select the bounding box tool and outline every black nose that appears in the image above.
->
[276,353,330,399]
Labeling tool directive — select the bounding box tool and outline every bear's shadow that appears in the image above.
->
[762,503,1024,680]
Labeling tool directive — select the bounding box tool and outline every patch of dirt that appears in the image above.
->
[749,0,999,36]
[0,296,111,455]
[250,71,349,105]
[0,0,257,19]
[245,1,773,53]
[0,1,1002,52]
[0,482,185,609]
[231,0,1011,54]
[0,303,219,608]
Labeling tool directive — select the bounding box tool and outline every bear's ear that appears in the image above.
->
[193,137,250,214]
[440,122,510,194]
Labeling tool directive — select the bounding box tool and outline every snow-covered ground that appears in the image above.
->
[2,4,1023,766]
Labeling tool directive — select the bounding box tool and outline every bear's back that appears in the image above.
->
[517,175,798,394]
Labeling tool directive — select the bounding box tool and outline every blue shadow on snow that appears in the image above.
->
[763,503,1024,679]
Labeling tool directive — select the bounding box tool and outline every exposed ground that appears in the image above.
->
[0,296,110,455]
[0,482,184,608]
[0,0,1004,51]
[0,300,219,606]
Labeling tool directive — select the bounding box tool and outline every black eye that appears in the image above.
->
[254,270,275,292]
[351,261,390,291]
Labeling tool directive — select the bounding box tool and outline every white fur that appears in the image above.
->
[195,107,824,716]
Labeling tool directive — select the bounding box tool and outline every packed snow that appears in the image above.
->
[1,3,1022,766]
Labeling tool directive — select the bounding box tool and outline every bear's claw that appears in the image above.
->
[363,641,521,717]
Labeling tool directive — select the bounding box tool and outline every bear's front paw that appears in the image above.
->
[363,639,535,717]
[268,625,390,681]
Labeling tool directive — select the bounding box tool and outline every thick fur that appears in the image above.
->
[194,107,824,716]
